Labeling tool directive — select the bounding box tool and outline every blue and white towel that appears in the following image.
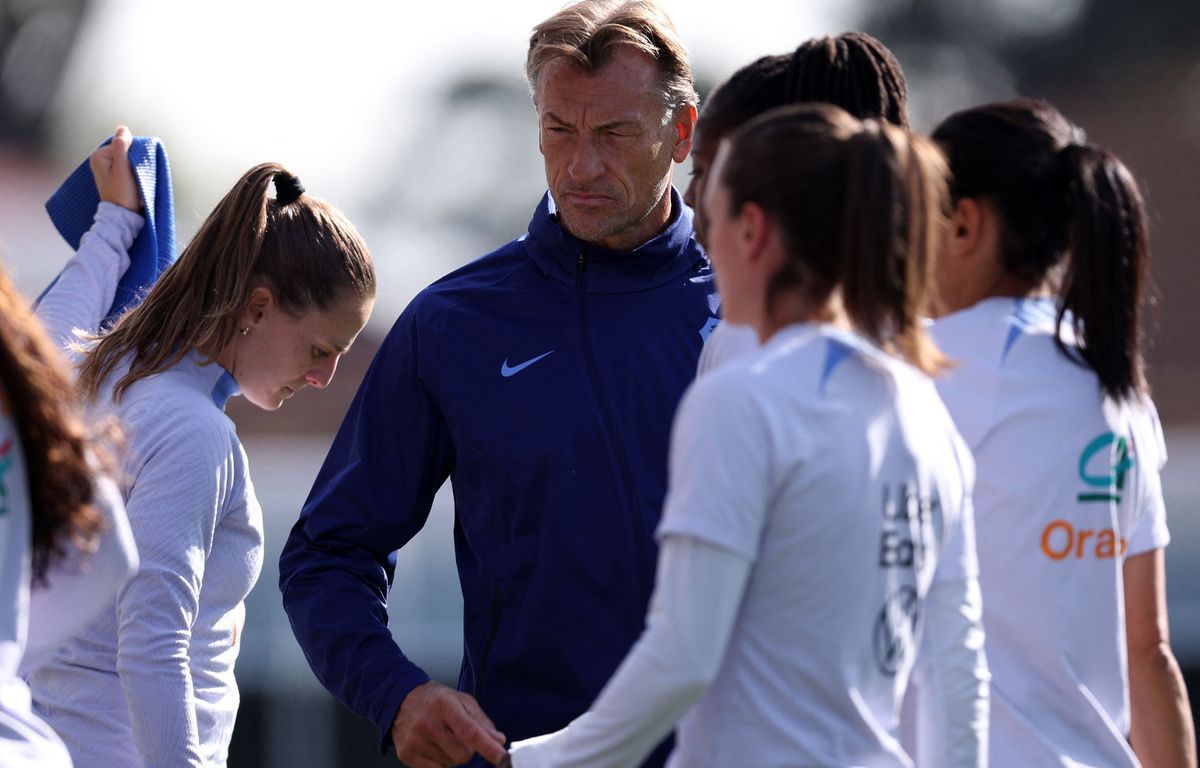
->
[41,135,176,325]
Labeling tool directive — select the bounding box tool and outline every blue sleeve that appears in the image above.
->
[278,300,454,751]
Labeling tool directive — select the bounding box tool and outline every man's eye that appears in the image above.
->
[312,347,328,359]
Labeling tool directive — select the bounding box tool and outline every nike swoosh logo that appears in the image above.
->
[500,350,555,378]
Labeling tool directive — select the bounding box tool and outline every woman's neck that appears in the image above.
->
[757,288,850,343]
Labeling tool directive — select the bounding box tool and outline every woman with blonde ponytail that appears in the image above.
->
[929,99,1194,768]
[504,104,988,768]
[28,140,376,768]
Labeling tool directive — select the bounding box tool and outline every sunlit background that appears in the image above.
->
[1,0,1198,765]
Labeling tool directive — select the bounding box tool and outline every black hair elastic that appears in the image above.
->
[274,173,305,205]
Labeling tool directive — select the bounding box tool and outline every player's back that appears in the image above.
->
[667,323,973,768]
[932,296,1167,767]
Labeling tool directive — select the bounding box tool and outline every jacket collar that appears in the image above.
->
[521,188,706,293]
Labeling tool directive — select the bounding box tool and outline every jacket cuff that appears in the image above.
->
[375,666,434,754]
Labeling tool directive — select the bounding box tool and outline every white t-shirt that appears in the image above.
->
[512,323,988,768]
[665,323,981,767]
[694,320,758,377]
[931,296,1169,768]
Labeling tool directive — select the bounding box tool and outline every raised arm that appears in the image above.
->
[35,126,143,352]
[279,305,503,765]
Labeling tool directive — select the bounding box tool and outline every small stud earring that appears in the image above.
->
[240,327,250,336]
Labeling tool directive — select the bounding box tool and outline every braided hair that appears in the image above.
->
[698,32,909,140]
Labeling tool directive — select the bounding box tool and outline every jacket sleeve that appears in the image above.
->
[35,202,141,355]
[278,301,455,751]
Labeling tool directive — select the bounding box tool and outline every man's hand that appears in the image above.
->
[89,125,142,213]
[391,680,507,767]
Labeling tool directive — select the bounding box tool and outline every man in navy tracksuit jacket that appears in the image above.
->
[279,3,714,766]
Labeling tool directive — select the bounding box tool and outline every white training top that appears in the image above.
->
[28,203,265,768]
[0,348,134,764]
[0,401,73,768]
[23,204,140,680]
[511,323,988,768]
[694,319,758,377]
[930,296,1170,768]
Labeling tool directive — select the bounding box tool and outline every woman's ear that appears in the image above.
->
[951,197,985,261]
[738,201,772,265]
[241,285,274,327]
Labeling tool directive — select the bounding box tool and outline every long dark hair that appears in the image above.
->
[932,99,1149,399]
[0,264,102,583]
[719,104,948,373]
[78,164,376,401]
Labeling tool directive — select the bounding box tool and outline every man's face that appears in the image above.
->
[536,47,693,251]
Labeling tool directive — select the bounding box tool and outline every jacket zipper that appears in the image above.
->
[575,251,653,607]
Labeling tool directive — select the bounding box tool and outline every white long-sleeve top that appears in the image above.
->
[21,472,137,677]
[511,324,989,768]
[24,202,142,676]
[34,201,138,355]
[28,205,264,768]
[0,402,73,768]
[0,203,138,766]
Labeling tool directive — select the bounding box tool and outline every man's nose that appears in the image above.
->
[568,136,604,182]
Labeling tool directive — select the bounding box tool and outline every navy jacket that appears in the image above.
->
[279,190,717,765]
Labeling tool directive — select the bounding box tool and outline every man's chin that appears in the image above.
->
[558,210,621,245]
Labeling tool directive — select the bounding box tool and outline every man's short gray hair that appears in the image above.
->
[526,0,699,115]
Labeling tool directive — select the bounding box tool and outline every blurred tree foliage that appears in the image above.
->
[863,0,1200,82]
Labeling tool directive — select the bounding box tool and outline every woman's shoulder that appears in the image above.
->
[112,364,239,458]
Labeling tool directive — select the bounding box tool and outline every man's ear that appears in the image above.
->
[671,104,698,163]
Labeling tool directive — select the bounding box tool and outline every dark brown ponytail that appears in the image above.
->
[840,121,947,372]
[1057,143,1148,398]
[932,100,1148,399]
